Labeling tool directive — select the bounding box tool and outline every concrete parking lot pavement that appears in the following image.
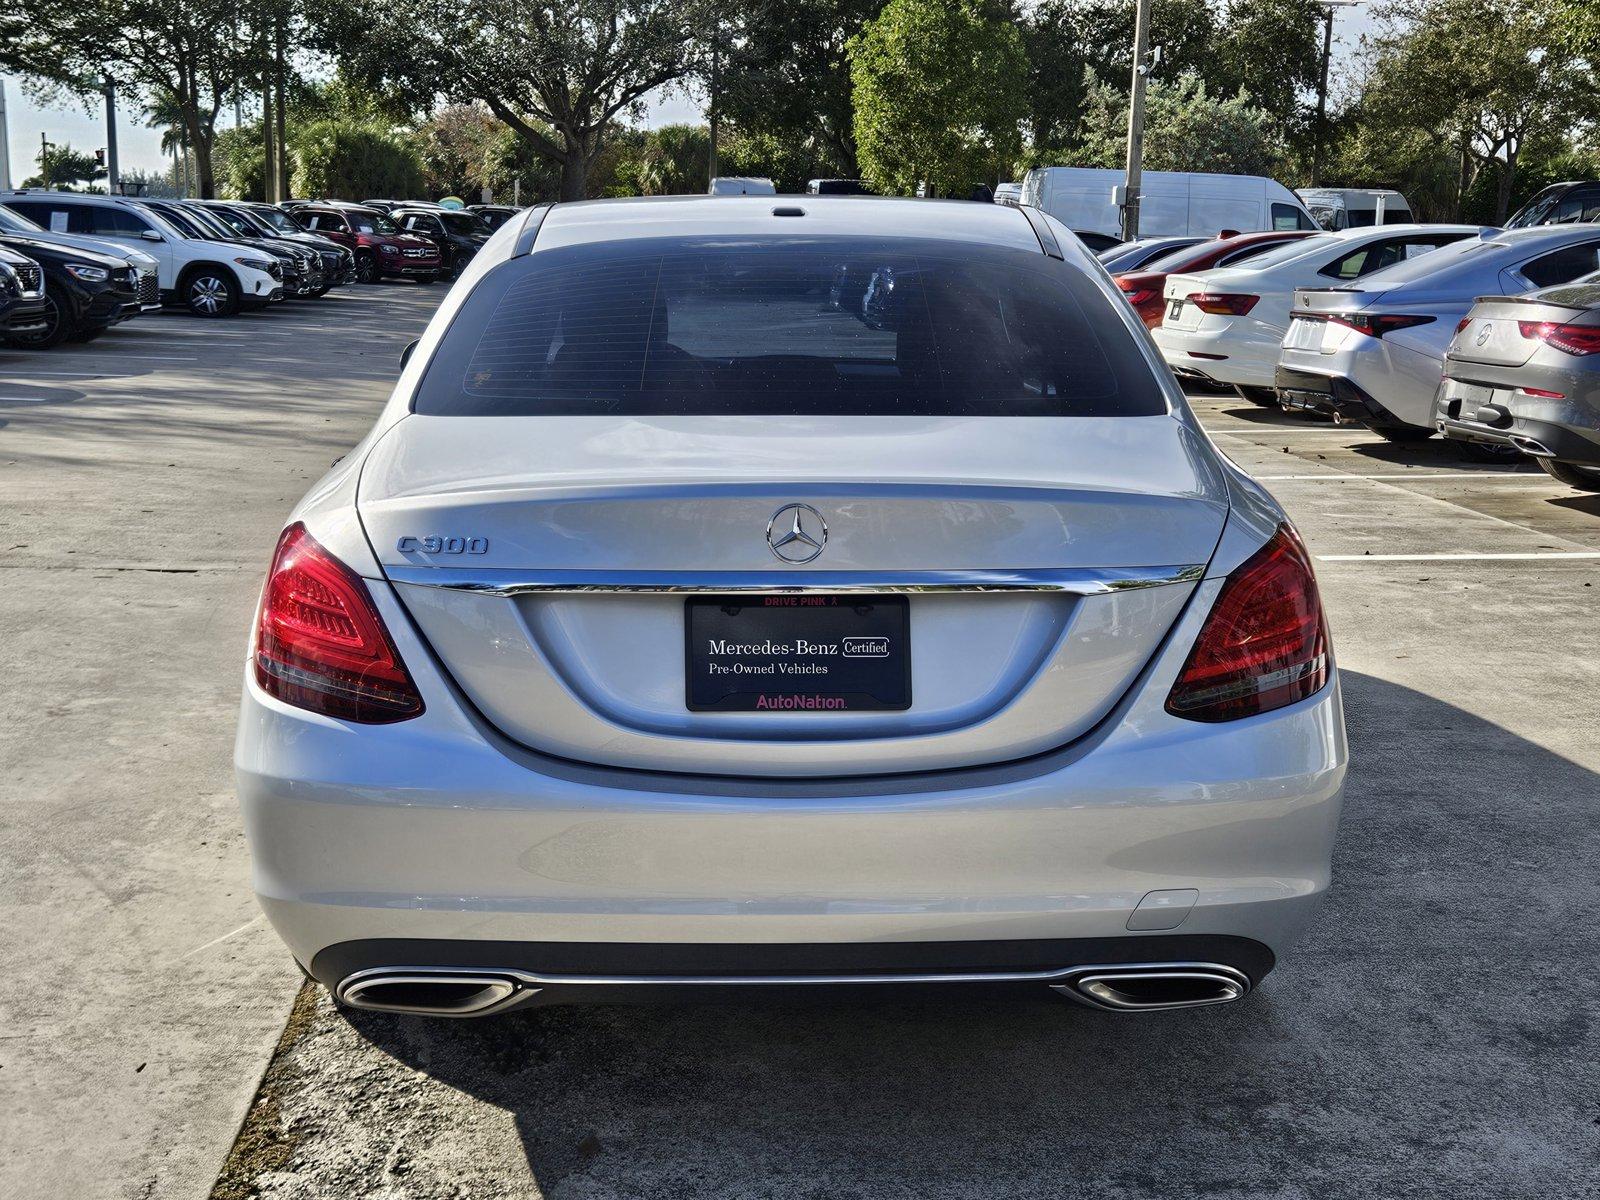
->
[4,298,1598,1199]
[0,286,441,1200]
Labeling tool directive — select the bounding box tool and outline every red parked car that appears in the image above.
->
[292,203,442,284]
[1113,230,1319,329]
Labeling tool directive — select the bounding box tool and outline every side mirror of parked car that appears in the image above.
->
[400,338,419,368]
[140,230,164,242]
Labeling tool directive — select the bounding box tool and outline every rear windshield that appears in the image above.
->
[413,236,1166,417]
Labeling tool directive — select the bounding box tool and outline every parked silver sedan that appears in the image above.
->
[1277,226,1600,451]
[235,196,1346,1018]
[1435,272,1600,489]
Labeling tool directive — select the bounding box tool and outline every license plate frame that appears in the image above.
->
[684,595,912,713]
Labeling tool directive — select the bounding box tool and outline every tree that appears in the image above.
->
[1076,71,1285,177]
[849,0,1028,195]
[320,0,716,200]
[636,124,711,194]
[0,0,253,199]
[1021,0,1088,157]
[289,119,425,200]
[23,142,107,189]
[719,0,885,181]
[1210,0,1322,135]
[1359,0,1598,221]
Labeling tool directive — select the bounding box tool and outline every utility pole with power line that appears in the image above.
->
[1118,0,1153,242]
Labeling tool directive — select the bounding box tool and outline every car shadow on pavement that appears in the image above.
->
[335,670,1599,1200]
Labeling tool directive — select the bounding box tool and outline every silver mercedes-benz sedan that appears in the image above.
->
[1436,271,1600,490]
[235,196,1347,1017]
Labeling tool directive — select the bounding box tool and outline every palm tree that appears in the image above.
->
[145,94,191,197]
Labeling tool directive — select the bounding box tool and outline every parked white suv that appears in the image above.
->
[3,191,282,317]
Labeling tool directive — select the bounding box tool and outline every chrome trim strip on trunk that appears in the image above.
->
[382,564,1206,597]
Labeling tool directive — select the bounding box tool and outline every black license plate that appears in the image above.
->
[685,595,911,712]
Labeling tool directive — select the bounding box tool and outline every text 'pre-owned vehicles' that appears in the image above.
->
[1278,225,1600,445]
[295,203,442,284]
[1435,272,1600,489]
[1155,224,1482,407]
[236,196,1347,1019]
[4,191,282,316]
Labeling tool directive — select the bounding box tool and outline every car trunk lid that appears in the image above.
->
[357,413,1229,777]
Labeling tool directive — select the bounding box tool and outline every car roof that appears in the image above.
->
[1486,223,1600,246]
[536,195,1045,254]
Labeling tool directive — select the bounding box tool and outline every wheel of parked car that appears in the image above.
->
[1535,458,1600,491]
[7,285,74,349]
[311,284,331,298]
[354,253,378,285]
[1370,425,1434,444]
[67,327,104,344]
[182,268,239,318]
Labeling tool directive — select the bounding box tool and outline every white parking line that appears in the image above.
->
[0,370,129,378]
[1320,551,1600,562]
[1257,472,1538,481]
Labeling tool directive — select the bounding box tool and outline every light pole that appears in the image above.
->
[0,80,12,190]
[1312,0,1363,187]
[1118,0,1153,242]
[102,78,120,194]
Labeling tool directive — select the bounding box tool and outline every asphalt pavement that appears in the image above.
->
[2,288,1597,1199]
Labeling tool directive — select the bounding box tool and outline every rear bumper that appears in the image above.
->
[1436,380,1600,465]
[1274,365,1408,427]
[1153,324,1280,388]
[237,581,1348,987]
[308,933,1277,1011]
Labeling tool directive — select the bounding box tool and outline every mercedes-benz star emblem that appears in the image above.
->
[766,503,828,564]
[1476,322,1493,347]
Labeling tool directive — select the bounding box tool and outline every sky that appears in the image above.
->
[2,4,1379,188]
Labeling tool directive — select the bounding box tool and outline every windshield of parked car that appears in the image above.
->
[148,204,212,239]
[0,205,49,234]
[349,211,398,234]
[252,207,302,233]
[183,206,241,239]
[414,236,1167,418]
[441,212,488,237]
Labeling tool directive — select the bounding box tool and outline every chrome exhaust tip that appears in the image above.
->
[1053,962,1250,1012]
[336,968,527,1016]
[1510,435,1552,457]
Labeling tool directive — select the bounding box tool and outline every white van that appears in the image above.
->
[1295,188,1414,230]
[708,177,776,196]
[1020,168,1318,239]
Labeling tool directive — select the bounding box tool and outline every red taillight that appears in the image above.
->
[1190,292,1259,316]
[254,523,424,723]
[1455,317,1471,334]
[1517,319,1600,356]
[1329,312,1434,338]
[1115,274,1159,307]
[1166,524,1329,723]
